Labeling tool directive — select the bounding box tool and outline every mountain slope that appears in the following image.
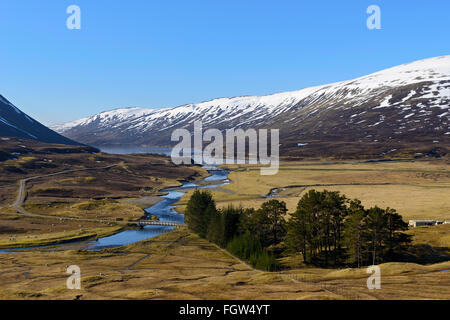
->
[54,56,450,158]
[0,95,82,146]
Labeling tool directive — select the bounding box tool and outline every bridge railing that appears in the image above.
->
[135,220,183,227]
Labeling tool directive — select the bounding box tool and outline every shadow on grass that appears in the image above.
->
[400,244,450,264]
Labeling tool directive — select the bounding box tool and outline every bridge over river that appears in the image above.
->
[134,220,183,227]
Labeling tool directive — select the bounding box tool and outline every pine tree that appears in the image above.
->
[365,206,387,265]
[206,205,223,245]
[324,191,348,265]
[286,190,318,263]
[344,199,367,268]
[383,207,412,260]
[185,190,216,238]
[258,200,288,246]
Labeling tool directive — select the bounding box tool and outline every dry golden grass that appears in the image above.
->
[23,199,146,222]
[0,225,123,249]
[407,224,450,248]
[0,144,208,207]
[302,185,450,220]
[55,176,97,185]
[1,148,449,300]
[176,160,450,221]
[0,228,448,300]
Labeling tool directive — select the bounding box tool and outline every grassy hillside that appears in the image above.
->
[0,228,448,300]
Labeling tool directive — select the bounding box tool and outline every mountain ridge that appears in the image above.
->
[54,56,450,158]
[0,95,83,146]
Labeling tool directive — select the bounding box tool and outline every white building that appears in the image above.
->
[408,220,438,227]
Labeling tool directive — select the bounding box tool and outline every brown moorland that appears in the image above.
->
[0,137,207,247]
[1,137,449,300]
[0,227,448,300]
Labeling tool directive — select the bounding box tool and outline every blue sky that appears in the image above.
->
[0,0,449,125]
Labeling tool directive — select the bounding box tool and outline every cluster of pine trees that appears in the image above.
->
[287,190,411,267]
[185,189,411,270]
[185,190,282,271]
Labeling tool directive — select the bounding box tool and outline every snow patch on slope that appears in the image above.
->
[54,55,450,135]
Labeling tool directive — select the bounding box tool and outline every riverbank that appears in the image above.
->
[0,224,124,250]
[0,227,449,300]
[0,139,213,250]
[122,196,163,209]
[0,166,227,251]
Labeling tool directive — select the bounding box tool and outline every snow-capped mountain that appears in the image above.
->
[54,56,450,158]
[0,95,82,146]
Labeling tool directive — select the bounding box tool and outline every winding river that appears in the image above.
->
[86,169,230,251]
[1,145,231,252]
[0,166,230,252]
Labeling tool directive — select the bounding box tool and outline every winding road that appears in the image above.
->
[11,164,119,223]
[9,164,182,227]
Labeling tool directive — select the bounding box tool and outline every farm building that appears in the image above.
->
[408,220,441,227]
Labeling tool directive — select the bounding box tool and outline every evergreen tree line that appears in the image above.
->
[185,190,281,271]
[185,189,411,269]
[287,190,411,267]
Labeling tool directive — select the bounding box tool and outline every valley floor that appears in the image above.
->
[176,159,450,222]
[0,139,207,249]
[0,228,449,300]
[1,147,449,300]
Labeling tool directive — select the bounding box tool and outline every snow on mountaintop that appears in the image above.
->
[50,55,450,160]
[348,55,450,87]
[53,55,450,156]
[52,107,159,132]
[167,54,450,111]
[55,55,450,134]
